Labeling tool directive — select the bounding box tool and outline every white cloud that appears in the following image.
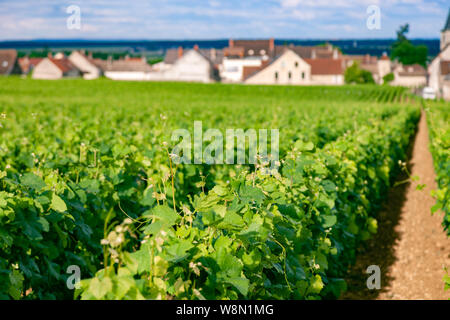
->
[291,10,317,20]
[0,0,446,40]
[279,0,301,7]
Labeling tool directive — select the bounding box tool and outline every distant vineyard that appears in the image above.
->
[243,85,408,103]
[0,78,418,299]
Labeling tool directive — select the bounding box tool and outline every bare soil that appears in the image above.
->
[342,111,450,300]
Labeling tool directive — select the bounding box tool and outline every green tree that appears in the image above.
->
[344,62,375,84]
[382,73,394,85]
[391,24,427,67]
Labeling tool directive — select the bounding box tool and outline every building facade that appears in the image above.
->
[245,49,311,85]
[428,9,450,100]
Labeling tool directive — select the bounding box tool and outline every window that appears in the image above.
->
[260,49,266,55]
[301,72,305,79]
[275,72,278,81]
[295,62,299,67]
[226,67,239,72]
[288,72,292,79]
[248,49,254,56]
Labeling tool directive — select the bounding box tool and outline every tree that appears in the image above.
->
[382,73,394,85]
[344,62,375,84]
[396,24,409,43]
[391,24,428,68]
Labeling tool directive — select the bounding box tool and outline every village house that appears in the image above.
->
[220,39,274,82]
[95,55,152,81]
[428,9,450,100]
[156,46,223,72]
[152,47,182,72]
[18,57,43,75]
[0,49,21,76]
[343,53,392,84]
[244,49,311,85]
[221,40,341,83]
[305,58,345,85]
[153,46,221,82]
[244,44,344,86]
[68,50,102,79]
[149,47,219,83]
[32,54,81,79]
[391,63,427,88]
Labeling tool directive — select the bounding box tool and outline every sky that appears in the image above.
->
[0,0,448,40]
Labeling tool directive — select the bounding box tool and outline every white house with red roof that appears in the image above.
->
[32,54,81,79]
[244,49,310,85]
[18,57,43,75]
[220,39,273,83]
[244,49,344,85]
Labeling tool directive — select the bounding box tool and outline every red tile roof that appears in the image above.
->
[233,39,274,57]
[18,57,43,73]
[224,46,245,57]
[242,60,270,80]
[226,39,274,57]
[49,58,78,73]
[304,58,344,75]
[125,57,146,62]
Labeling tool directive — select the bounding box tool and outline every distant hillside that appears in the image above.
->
[0,38,440,59]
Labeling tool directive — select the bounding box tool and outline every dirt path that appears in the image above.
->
[342,111,450,300]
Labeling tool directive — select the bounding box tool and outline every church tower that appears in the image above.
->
[441,8,450,50]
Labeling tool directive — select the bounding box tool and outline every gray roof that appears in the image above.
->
[274,45,335,59]
[91,58,152,72]
[164,48,224,65]
[445,8,450,31]
[198,49,224,65]
[164,49,179,64]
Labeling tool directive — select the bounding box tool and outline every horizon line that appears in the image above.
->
[0,37,440,42]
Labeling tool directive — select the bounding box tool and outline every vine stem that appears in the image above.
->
[271,237,292,292]
[167,149,177,213]
[103,208,113,275]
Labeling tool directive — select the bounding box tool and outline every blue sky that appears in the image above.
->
[0,0,448,40]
